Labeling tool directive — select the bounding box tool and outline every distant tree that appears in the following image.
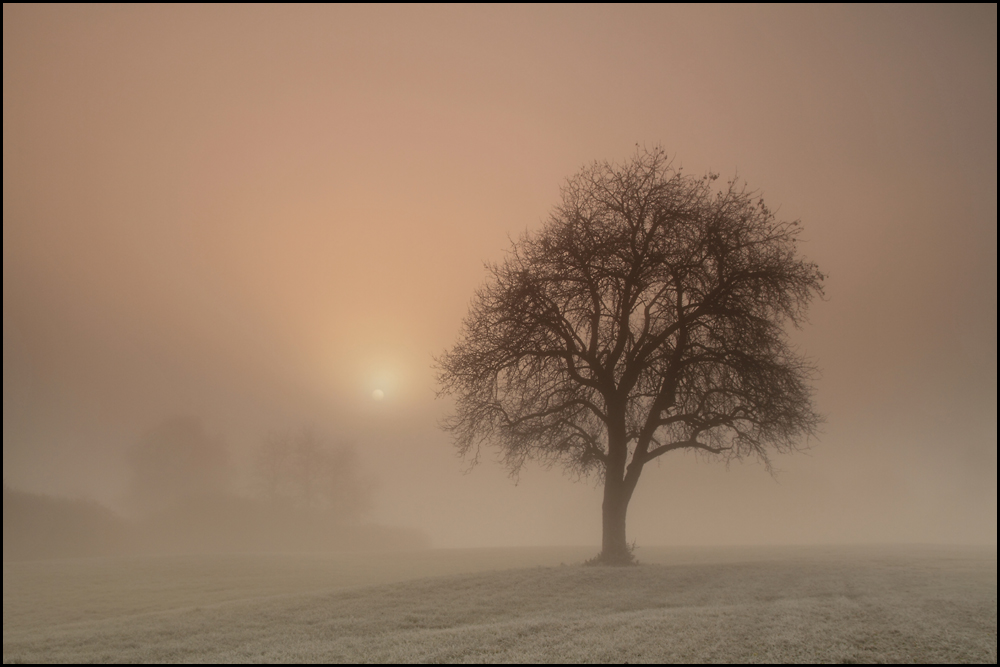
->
[437,147,824,564]
[128,416,231,513]
[253,429,372,519]
[255,431,292,502]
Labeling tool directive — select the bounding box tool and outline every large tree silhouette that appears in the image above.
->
[437,148,824,564]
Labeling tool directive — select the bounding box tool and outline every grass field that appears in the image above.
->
[3,545,996,663]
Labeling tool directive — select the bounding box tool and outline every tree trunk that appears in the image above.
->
[594,403,637,565]
[598,476,635,565]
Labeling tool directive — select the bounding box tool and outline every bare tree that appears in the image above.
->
[254,428,372,519]
[292,429,326,508]
[437,147,824,564]
[128,416,231,514]
[255,431,292,502]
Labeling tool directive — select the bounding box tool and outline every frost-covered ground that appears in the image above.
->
[3,545,996,663]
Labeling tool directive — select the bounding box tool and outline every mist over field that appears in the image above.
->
[3,4,996,663]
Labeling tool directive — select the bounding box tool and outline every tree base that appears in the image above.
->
[584,541,638,566]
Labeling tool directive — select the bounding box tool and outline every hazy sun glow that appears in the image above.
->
[372,389,384,401]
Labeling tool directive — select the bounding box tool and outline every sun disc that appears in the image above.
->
[372,389,384,400]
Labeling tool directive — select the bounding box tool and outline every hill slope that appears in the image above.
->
[3,546,996,663]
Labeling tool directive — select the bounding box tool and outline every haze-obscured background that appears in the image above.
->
[3,5,995,552]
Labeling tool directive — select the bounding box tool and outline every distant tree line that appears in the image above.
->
[3,417,424,561]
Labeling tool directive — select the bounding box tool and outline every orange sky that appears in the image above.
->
[3,5,996,546]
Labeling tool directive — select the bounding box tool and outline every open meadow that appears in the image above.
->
[3,545,995,663]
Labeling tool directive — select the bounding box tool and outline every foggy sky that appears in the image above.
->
[4,5,996,547]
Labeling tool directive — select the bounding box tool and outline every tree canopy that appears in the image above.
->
[437,147,824,563]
